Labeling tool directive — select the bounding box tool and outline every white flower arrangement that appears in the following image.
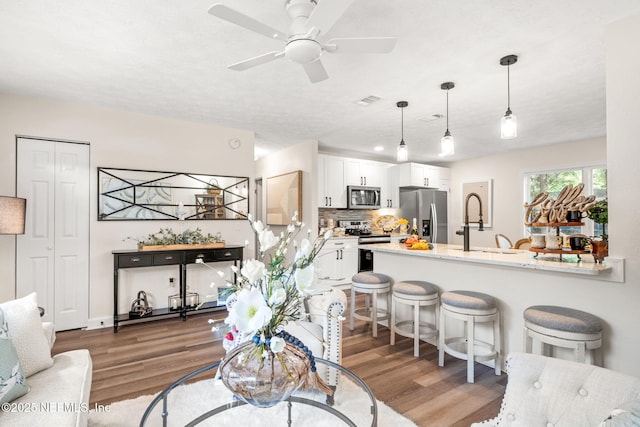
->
[221,212,333,357]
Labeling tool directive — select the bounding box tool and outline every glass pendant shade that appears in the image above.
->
[501,110,517,139]
[396,101,409,162]
[500,54,518,140]
[397,141,408,161]
[440,131,454,156]
[439,82,455,157]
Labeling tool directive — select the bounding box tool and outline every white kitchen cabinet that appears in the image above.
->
[437,166,451,191]
[398,162,449,189]
[382,165,399,208]
[318,154,346,208]
[344,158,384,187]
[316,238,358,287]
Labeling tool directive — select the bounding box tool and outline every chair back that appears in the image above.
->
[495,234,512,249]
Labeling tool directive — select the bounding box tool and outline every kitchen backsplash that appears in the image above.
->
[319,208,402,232]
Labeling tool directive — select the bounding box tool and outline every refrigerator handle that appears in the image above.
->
[431,202,438,243]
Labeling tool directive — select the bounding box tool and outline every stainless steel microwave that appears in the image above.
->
[347,186,381,209]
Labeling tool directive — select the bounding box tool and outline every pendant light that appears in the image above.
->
[500,54,518,139]
[440,82,455,157]
[396,101,408,162]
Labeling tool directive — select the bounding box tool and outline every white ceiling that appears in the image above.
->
[2,0,639,163]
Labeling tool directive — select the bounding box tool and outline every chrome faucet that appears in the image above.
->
[456,192,484,251]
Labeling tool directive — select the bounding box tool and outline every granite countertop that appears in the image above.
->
[359,242,612,276]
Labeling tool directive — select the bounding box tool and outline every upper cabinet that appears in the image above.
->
[318,154,346,208]
[398,162,449,191]
[382,165,399,208]
[344,158,384,187]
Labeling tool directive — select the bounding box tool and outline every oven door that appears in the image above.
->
[358,248,374,272]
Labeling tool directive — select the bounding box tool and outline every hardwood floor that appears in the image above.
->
[53,296,505,426]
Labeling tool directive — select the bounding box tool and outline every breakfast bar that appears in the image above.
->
[360,242,623,370]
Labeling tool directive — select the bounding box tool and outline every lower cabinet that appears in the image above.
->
[316,238,358,288]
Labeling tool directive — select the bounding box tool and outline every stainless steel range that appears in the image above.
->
[339,220,391,272]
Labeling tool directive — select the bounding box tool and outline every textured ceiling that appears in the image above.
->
[2,0,639,163]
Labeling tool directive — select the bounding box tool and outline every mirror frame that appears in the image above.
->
[97,167,249,221]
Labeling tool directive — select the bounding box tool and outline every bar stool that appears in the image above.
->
[523,305,603,364]
[350,272,392,338]
[438,290,501,383]
[390,280,439,357]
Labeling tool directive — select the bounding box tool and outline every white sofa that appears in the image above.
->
[472,352,640,426]
[0,295,92,427]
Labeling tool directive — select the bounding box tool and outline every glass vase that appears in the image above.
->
[219,341,309,408]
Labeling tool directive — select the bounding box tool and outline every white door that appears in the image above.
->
[17,137,90,330]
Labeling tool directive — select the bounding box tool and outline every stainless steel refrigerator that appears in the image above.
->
[399,189,448,243]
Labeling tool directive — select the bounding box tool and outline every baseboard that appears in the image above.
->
[87,316,113,330]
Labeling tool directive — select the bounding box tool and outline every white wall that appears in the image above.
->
[255,140,319,242]
[0,93,256,326]
[448,137,606,248]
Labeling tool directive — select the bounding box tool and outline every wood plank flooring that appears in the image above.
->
[53,295,505,426]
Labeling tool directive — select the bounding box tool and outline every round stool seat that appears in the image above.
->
[352,272,392,289]
[441,290,497,312]
[393,280,439,301]
[523,305,603,364]
[350,272,392,338]
[524,305,603,334]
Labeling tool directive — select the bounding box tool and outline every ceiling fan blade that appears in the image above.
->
[208,4,287,42]
[228,51,284,71]
[302,59,329,83]
[324,37,397,54]
[305,0,356,37]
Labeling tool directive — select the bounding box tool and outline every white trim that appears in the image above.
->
[87,316,113,330]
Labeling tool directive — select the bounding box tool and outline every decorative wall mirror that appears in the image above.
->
[98,167,249,221]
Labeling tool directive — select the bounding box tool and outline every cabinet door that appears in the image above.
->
[318,155,346,208]
[382,165,399,208]
[410,163,426,186]
[315,241,344,281]
[325,157,346,208]
[318,155,327,207]
[344,158,363,186]
[361,161,383,187]
[424,166,438,188]
[339,246,358,283]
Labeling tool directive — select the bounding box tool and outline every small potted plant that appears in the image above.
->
[587,199,608,263]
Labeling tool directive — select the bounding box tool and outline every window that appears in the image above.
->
[524,166,607,236]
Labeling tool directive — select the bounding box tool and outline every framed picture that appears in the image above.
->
[266,170,302,225]
[461,179,492,227]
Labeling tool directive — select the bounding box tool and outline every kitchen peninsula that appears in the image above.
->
[361,242,623,369]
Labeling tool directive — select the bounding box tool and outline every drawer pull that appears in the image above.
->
[164,256,174,260]
[130,257,140,262]
[223,252,232,257]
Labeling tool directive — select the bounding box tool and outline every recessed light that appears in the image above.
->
[374,146,384,152]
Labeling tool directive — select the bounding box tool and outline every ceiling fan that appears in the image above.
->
[208,0,397,83]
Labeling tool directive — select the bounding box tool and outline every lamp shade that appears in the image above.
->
[501,112,517,139]
[0,196,26,235]
[397,141,408,161]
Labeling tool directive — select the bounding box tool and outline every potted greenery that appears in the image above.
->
[587,199,608,263]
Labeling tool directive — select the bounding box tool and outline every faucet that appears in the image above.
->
[456,192,484,251]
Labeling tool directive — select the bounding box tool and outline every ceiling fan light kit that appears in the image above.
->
[208,1,397,83]
[440,82,455,157]
[397,101,409,162]
[500,54,518,139]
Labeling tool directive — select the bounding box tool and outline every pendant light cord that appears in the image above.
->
[446,89,450,131]
[401,105,404,142]
[507,64,511,111]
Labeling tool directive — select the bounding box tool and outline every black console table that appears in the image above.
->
[112,245,243,332]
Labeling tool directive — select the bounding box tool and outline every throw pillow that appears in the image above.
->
[0,293,53,377]
[600,400,640,427]
[0,307,30,403]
